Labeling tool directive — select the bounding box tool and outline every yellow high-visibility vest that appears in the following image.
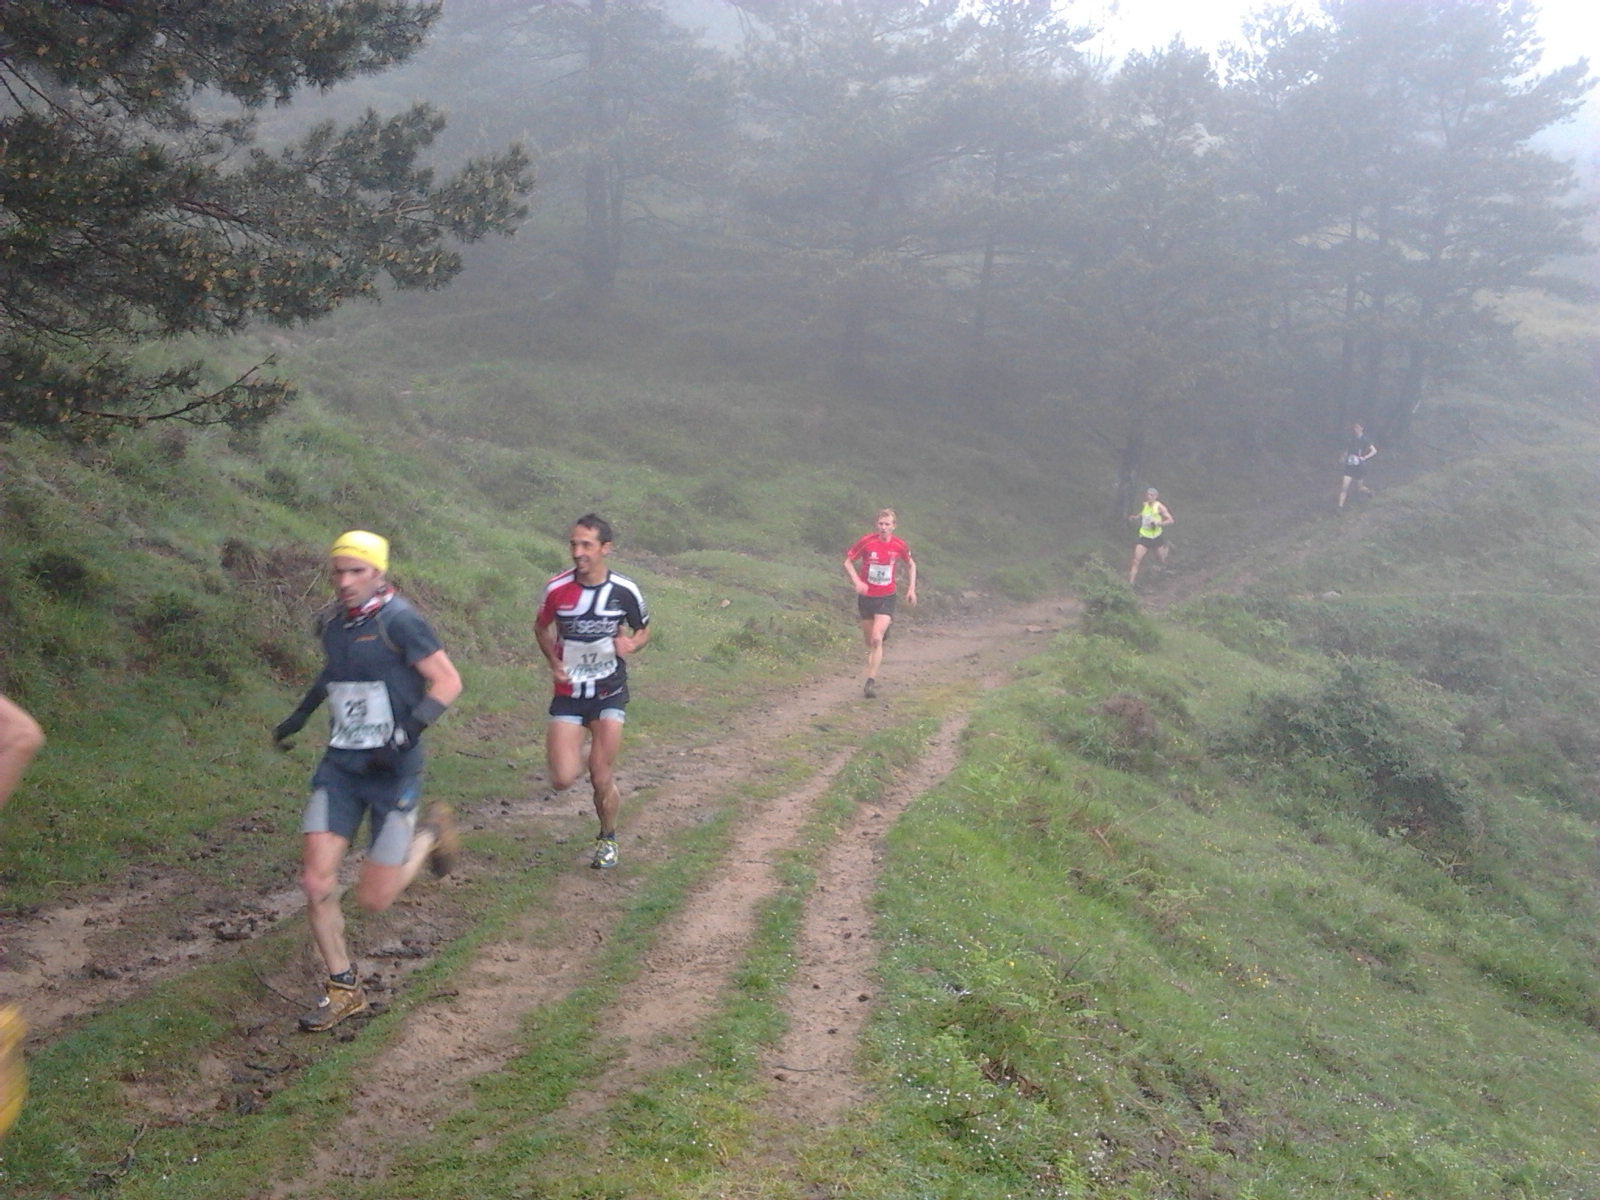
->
[1139,502,1164,538]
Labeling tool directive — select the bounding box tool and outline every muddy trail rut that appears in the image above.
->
[2,592,1084,1192]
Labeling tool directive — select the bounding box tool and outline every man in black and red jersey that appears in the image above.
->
[843,508,917,700]
[535,514,650,869]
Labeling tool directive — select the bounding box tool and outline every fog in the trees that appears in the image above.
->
[6,0,1595,480]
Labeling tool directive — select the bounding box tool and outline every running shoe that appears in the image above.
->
[420,801,460,878]
[863,677,877,699]
[591,834,619,870]
[298,979,369,1032]
[0,1005,26,1140]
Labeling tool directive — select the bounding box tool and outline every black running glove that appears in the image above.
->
[367,697,448,773]
[273,711,308,748]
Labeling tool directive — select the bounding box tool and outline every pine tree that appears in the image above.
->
[0,1,533,435]
[1232,0,1595,437]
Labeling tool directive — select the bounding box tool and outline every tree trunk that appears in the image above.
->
[580,0,619,293]
[962,148,1008,392]
[1113,417,1145,522]
[838,166,888,378]
[1338,212,1359,428]
[1387,342,1427,439]
[960,231,998,396]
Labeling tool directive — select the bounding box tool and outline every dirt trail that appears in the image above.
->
[766,707,976,1125]
[0,878,311,1034]
[276,595,1076,1192]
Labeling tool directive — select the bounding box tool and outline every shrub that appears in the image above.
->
[692,480,745,517]
[1252,598,1507,694]
[623,494,703,555]
[1073,559,1159,651]
[799,501,859,557]
[706,612,844,665]
[1054,692,1164,773]
[1174,595,1290,663]
[1458,920,1600,1023]
[133,592,241,682]
[991,564,1050,602]
[1236,662,1473,841]
[27,551,98,602]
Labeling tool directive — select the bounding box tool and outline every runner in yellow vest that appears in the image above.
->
[1127,487,1174,586]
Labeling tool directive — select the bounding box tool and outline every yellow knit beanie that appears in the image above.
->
[329,530,389,572]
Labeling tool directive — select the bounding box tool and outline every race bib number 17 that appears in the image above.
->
[564,637,617,683]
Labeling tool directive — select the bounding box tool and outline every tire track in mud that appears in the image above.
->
[764,707,976,1125]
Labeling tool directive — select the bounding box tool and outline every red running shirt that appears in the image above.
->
[846,534,911,598]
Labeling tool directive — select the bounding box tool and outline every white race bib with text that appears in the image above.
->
[327,681,395,750]
[564,636,617,684]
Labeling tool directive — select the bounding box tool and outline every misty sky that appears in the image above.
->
[1080,0,1600,161]
[1081,0,1597,63]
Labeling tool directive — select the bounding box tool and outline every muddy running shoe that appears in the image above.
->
[591,834,619,870]
[297,979,369,1032]
[420,802,460,878]
[863,677,877,699]
[0,1005,26,1140]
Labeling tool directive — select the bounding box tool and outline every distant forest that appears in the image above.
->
[373,0,1596,497]
[3,0,1595,506]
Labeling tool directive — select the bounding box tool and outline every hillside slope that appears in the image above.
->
[2,303,1599,1196]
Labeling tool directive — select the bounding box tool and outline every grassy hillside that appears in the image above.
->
[0,322,1090,904]
[336,442,1600,1198]
[827,447,1600,1199]
[4,281,1599,1196]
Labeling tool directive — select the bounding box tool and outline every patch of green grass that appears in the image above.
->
[829,609,1600,1199]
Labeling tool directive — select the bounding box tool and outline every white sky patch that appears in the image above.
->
[1077,0,1597,65]
[1076,0,1598,170]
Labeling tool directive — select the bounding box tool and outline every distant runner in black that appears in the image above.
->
[273,530,463,1032]
[1337,422,1378,510]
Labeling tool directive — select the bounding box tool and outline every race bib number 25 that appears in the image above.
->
[327,681,395,750]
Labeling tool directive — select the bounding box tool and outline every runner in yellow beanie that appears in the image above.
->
[330,530,388,573]
[273,528,462,1031]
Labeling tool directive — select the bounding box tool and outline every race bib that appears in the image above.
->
[1346,453,1362,466]
[564,636,617,684]
[867,562,893,586]
[327,681,394,750]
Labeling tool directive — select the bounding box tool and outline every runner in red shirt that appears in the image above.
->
[535,515,650,869]
[843,508,917,699]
